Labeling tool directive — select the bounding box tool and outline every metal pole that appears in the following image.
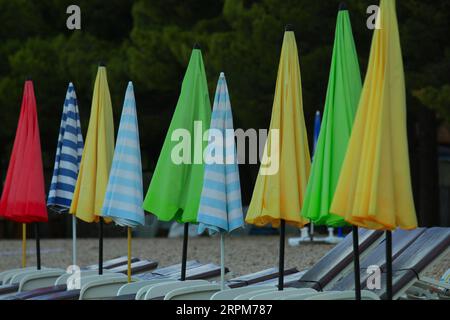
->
[220,233,225,290]
[98,218,103,275]
[22,223,27,268]
[386,230,393,300]
[278,219,286,290]
[181,223,189,281]
[352,226,361,300]
[127,227,132,283]
[35,223,41,270]
[72,215,77,267]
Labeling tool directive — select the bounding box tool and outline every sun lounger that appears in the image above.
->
[226,267,299,288]
[285,228,384,290]
[6,259,158,300]
[327,227,450,300]
[84,262,227,300]
[164,283,225,300]
[331,228,426,291]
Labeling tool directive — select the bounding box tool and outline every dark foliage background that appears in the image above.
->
[0,0,448,237]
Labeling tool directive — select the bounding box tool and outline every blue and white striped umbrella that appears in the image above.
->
[102,81,145,228]
[197,72,244,234]
[48,82,83,210]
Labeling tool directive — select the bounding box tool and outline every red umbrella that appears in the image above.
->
[0,80,48,267]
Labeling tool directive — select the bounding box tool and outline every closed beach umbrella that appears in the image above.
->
[48,82,84,266]
[143,44,211,280]
[70,65,115,273]
[197,72,244,289]
[302,4,361,228]
[313,111,321,154]
[330,0,418,299]
[245,26,311,289]
[302,3,362,298]
[0,79,48,268]
[102,82,145,282]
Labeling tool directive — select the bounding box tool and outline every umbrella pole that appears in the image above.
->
[72,215,77,266]
[352,226,361,300]
[35,223,41,270]
[278,219,286,290]
[22,223,26,268]
[127,227,132,283]
[181,223,189,281]
[386,230,393,300]
[220,232,225,290]
[98,218,104,275]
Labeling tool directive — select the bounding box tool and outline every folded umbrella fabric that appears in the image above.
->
[245,29,311,228]
[48,82,84,210]
[197,72,244,234]
[70,66,115,223]
[330,0,418,230]
[0,80,47,223]
[302,7,362,227]
[102,82,145,228]
[143,47,211,223]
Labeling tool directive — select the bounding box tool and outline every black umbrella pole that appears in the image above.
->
[98,218,104,275]
[35,223,41,270]
[278,220,286,290]
[386,230,393,300]
[352,226,361,300]
[181,223,189,281]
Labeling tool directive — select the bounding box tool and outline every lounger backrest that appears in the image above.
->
[227,267,299,288]
[84,256,139,270]
[331,228,426,291]
[108,260,158,274]
[287,229,383,290]
[392,227,450,274]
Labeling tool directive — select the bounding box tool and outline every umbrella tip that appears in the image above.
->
[285,24,294,31]
[193,43,201,50]
[339,2,348,10]
[26,76,32,81]
[98,61,106,67]
[316,110,320,115]
[220,71,225,77]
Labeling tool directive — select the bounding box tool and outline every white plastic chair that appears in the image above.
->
[249,288,317,300]
[141,280,209,300]
[164,284,226,300]
[210,286,275,300]
[116,279,173,296]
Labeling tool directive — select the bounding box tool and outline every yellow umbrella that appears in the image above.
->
[70,64,115,272]
[330,0,417,299]
[246,26,311,289]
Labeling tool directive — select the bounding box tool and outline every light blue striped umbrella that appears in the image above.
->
[197,72,244,288]
[102,81,145,228]
[48,82,83,265]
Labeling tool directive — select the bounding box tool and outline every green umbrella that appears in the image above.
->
[143,44,211,279]
[301,4,362,227]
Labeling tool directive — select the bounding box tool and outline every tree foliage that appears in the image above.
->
[0,0,448,207]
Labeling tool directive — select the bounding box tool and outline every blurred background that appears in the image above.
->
[0,0,449,238]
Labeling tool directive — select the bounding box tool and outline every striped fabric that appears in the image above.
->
[197,73,244,234]
[48,83,83,210]
[102,82,145,228]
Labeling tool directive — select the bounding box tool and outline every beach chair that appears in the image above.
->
[331,228,426,292]
[163,283,225,300]
[82,261,228,300]
[319,227,450,300]
[158,229,382,301]
[2,258,158,300]
[226,267,300,288]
